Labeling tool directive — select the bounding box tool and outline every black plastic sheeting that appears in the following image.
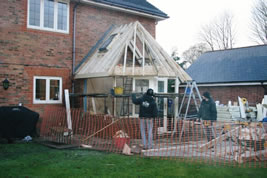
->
[0,106,39,143]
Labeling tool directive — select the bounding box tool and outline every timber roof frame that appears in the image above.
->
[75,21,192,83]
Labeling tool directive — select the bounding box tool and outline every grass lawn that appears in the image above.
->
[0,141,266,178]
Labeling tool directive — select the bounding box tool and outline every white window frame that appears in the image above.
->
[33,76,63,104]
[132,77,157,117]
[27,0,70,34]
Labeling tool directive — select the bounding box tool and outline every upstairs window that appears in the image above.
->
[28,0,69,33]
[33,76,62,104]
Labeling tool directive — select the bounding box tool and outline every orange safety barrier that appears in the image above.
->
[40,107,267,168]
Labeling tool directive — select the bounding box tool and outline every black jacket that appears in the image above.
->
[198,98,217,121]
[132,93,158,119]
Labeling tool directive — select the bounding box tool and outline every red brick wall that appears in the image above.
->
[0,0,157,115]
[198,85,265,106]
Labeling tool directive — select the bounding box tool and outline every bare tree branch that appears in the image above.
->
[251,0,267,44]
[199,11,236,50]
[199,24,215,51]
[182,43,209,66]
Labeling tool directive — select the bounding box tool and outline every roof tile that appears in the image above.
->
[186,45,267,83]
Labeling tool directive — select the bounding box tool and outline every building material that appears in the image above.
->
[75,21,192,81]
[91,97,96,114]
[122,144,133,155]
[263,95,267,118]
[234,150,266,164]
[256,104,263,121]
[198,126,240,152]
[238,96,246,119]
[64,89,72,130]
[82,117,123,141]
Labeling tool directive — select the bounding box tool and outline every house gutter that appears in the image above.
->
[80,0,168,21]
[180,82,267,87]
[72,1,80,93]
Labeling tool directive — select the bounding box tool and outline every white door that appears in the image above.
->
[132,78,150,117]
[157,78,168,132]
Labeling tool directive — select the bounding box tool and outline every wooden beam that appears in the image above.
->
[238,96,246,119]
[64,89,72,130]
[92,97,96,114]
[83,79,87,112]
[137,21,191,82]
[142,32,145,76]
[123,42,128,75]
[235,150,267,164]
[82,118,123,141]
[198,126,240,152]
[132,22,137,75]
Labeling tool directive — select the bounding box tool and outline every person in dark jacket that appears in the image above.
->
[132,88,158,149]
[198,92,217,141]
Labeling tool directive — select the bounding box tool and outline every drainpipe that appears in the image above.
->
[261,82,267,95]
[72,1,80,93]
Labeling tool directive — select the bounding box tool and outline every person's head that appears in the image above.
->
[146,88,154,97]
[202,91,210,101]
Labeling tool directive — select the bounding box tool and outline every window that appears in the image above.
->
[135,79,149,93]
[33,76,62,104]
[28,0,69,33]
[134,79,149,114]
[99,34,117,52]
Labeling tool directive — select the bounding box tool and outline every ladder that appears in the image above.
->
[175,81,218,142]
[120,77,133,116]
[178,80,202,119]
[172,81,202,137]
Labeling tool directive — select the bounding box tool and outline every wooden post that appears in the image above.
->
[238,96,246,119]
[132,23,137,76]
[83,79,87,112]
[64,89,72,130]
[142,32,145,76]
[92,97,96,114]
[263,95,267,118]
[123,42,128,75]
[132,78,136,116]
[113,77,117,117]
[173,78,180,134]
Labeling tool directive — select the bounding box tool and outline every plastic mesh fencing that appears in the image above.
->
[40,107,267,168]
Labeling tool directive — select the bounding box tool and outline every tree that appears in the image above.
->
[181,43,209,66]
[199,11,236,50]
[171,48,187,69]
[251,0,267,44]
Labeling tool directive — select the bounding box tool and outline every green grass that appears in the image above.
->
[0,142,266,178]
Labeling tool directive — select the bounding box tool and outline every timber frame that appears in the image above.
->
[74,21,192,132]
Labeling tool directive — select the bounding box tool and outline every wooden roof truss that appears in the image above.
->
[75,21,191,82]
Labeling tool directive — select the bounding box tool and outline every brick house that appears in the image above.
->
[0,0,168,115]
[186,45,267,106]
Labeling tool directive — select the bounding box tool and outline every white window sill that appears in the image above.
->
[27,25,69,34]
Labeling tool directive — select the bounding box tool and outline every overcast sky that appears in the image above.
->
[148,0,257,55]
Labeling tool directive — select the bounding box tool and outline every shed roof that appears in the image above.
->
[75,21,191,82]
[186,45,267,84]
